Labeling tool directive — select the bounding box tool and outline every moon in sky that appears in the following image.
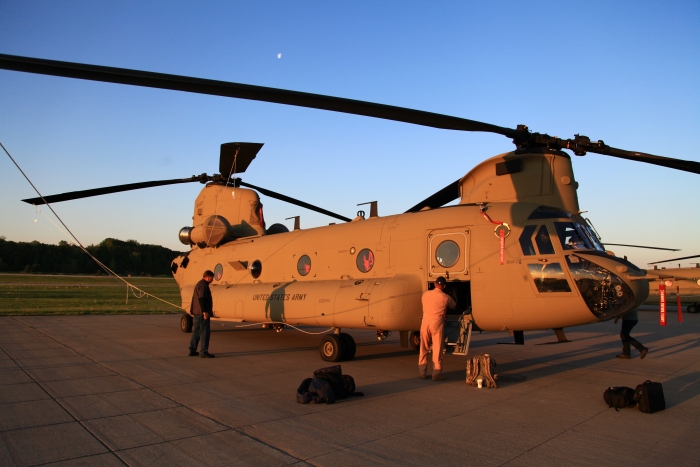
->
[277,53,282,59]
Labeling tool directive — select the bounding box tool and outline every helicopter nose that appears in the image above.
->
[566,253,649,321]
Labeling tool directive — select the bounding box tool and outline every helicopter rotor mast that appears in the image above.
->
[1,53,698,176]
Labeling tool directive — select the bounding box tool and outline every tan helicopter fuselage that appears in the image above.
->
[171,150,649,333]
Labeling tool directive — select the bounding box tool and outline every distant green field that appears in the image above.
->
[0,273,183,315]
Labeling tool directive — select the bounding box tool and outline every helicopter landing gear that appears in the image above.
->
[340,333,356,360]
[180,314,193,333]
[320,335,342,362]
[409,331,420,350]
[319,332,356,362]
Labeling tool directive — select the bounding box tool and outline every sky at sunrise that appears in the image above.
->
[1,1,698,267]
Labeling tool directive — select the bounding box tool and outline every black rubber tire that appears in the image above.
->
[320,334,344,362]
[409,331,420,350]
[180,314,193,333]
[687,303,698,314]
[339,333,356,361]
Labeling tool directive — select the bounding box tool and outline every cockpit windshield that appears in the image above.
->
[579,223,605,251]
[554,222,595,250]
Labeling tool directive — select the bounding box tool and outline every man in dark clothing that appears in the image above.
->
[614,309,648,359]
[189,270,215,358]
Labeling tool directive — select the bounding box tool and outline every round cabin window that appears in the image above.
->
[356,249,375,273]
[436,240,460,268]
[297,255,311,276]
[214,263,223,281]
[250,260,262,279]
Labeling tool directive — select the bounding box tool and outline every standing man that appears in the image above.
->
[189,270,216,358]
[419,276,456,381]
[614,309,648,359]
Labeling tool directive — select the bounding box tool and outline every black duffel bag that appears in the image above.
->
[297,365,364,404]
[604,386,637,411]
[635,380,665,413]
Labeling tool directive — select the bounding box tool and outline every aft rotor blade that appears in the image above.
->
[0,54,517,138]
[603,243,680,252]
[21,176,207,205]
[648,254,700,265]
[237,180,352,222]
[405,179,461,213]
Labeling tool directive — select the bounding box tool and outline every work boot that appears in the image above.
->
[616,353,631,359]
[432,371,446,382]
[418,364,428,380]
[188,349,199,357]
[640,347,648,359]
[200,352,215,358]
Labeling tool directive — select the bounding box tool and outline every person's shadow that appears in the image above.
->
[265,281,294,323]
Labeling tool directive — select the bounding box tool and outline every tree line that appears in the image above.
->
[0,237,184,276]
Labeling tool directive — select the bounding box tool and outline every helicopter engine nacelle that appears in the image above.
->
[179,215,231,247]
[179,184,266,247]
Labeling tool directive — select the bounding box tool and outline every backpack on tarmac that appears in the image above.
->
[466,354,498,388]
[603,386,637,411]
[634,380,665,413]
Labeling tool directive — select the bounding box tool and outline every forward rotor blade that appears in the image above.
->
[551,134,700,175]
[648,254,700,265]
[603,243,680,252]
[237,180,351,222]
[406,179,461,213]
[0,54,517,137]
[4,54,698,176]
[22,176,206,205]
[592,146,700,175]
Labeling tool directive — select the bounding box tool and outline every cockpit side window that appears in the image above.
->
[527,263,572,293]
[555,222,591,250]
[519,225,537,256]
[535,225,555,255]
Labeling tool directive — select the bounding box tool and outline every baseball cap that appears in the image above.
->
[435,276,447,286]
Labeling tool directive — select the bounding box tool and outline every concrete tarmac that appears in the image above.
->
[0,310,698,466]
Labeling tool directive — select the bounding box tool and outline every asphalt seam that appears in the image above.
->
[294,359,628,464]
[19,316,306,465]
[31,451,123,467]
[0,333,130,467]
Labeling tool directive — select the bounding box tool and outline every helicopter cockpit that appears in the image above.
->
[520,206,646,319]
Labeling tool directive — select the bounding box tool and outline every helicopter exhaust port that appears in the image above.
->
[178,227,194,245]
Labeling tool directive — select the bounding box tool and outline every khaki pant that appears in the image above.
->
[419,319,445,372]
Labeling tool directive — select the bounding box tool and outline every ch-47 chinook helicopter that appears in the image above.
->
[3,53,700,362]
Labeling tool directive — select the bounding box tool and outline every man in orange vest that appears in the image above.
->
[419,276,456,381]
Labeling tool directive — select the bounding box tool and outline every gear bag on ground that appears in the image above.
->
[296,365,364,404]
[466,353,498,388]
